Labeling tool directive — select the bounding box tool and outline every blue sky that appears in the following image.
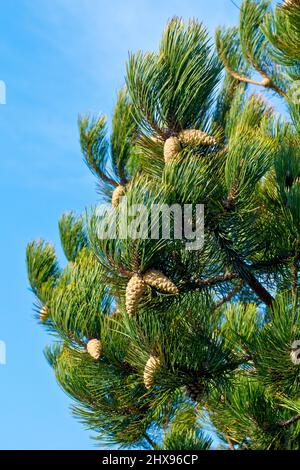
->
[0,0,239,450]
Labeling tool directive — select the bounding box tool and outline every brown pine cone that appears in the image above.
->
[125,274,146,315]
[143,269,178,294]
[87,339,102,360]
[39,305,49,323]
[186,383,204,402]
[144,355,161,389]
[111,185,125,207]
[178,129,217,147]
[164,136,181,163]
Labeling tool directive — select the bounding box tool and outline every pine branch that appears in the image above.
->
[197,273,238,286]
[88,154,118,187]
[68,332,86,349]
[184,273,238,292]
[222,57,286,97]
[79,115,118,188]
[217,2,287,98]
[213,227,275,307]
[250,250,297,270]
[222,58,270,87]
[279,414,300,428]
[143,433,158,449]
[240,268,274,308]
[118,165,128,187]
[215,281,244,308]
[226,435,235,450]
[291,260,298,299]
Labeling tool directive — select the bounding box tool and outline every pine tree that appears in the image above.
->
[26,2,300,450]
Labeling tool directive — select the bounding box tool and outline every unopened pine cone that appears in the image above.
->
[144,355,161,389]
[87,339,102,360]
[163,136,181,163]
[178,129,217,147]
[39,305,49,322]
[125,274,146,315]
[143,269,178,294]
[186,383,204,402]
[111,185,125,207]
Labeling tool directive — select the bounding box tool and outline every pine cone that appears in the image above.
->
[111,185,125,207]
[282,0,299,9]
[144,355,161,389]
[125,274,146,315]
[87,339,102,360]
[186,383,204,402]
[39,305,49,323]
[163,136,181,163]
[178,129,217,147]
[143,269,178,294]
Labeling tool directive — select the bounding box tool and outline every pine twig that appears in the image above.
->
[213,227,275,308]
[215,281,244,308]
[68,331,86,349]
[247,53,286,98]
[226,435,235,450]
[221,53,286,97]
[94,167,118,188]
[193,272,238,287]
[279,414,300,428]
[143,433,158,449]
[291,260,298,299]
[240,267,274,308]
[118,161,128,187]
[86,146,118,187]
[225,63,271,87]
[251,250,297,270]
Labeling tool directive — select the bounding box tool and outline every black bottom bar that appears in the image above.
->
[0,450,299,467]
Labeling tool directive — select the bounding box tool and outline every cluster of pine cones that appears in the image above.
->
[83,130,215,395]
[110,129,217,207]
[163,129,217,163]
[125,269,178,315]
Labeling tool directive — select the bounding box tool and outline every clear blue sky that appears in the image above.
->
[0,0,239,450]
